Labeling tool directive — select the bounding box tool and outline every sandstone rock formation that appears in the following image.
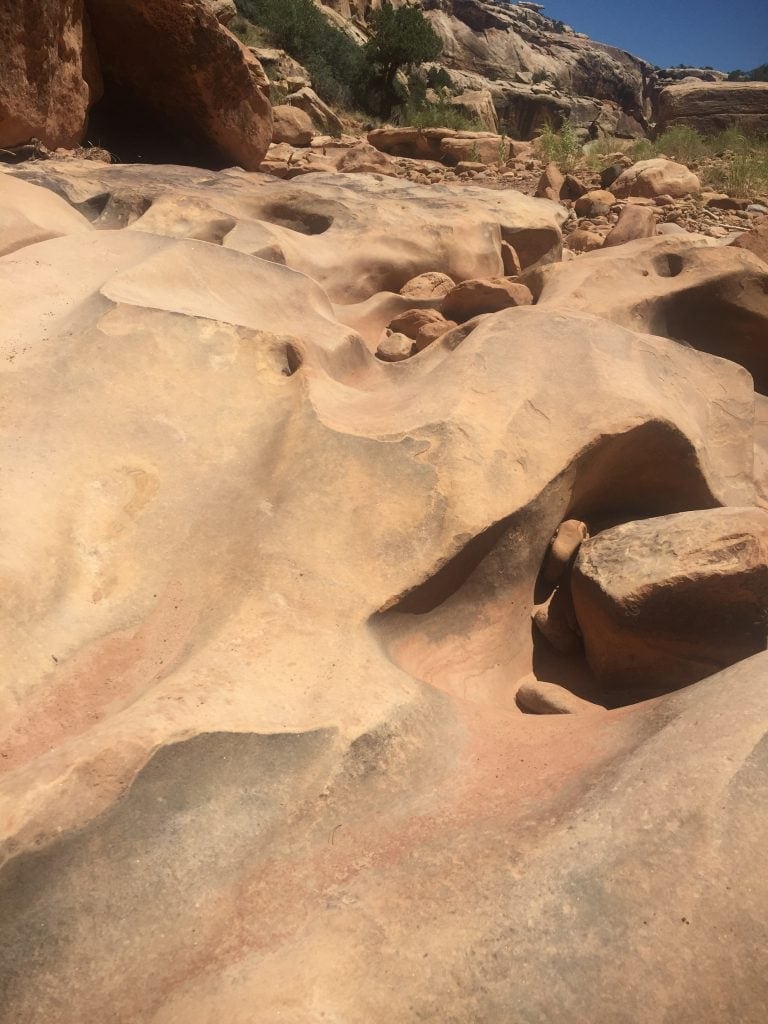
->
[657,80,768,135]
[0,0,272,168]
[0,0,102,150]
[1,146,768,1024]
[85,0,272,169]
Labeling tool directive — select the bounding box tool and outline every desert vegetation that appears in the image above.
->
[234,0,445,119]
[536,123,768,197]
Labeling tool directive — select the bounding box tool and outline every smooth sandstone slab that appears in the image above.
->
[0,164,766,1024]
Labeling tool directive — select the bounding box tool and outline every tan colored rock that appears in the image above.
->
[442,277,533,321]
[367,126,454,160]
[566,228,604,252]
[451,89,499,132]
[611,158,700,199]
[532,586,582,655]
[376,331,414,361]
[336,144,397,176]
[542,518,589,582]
[285,87,344,135]
[204,0,237,24]
[572,508,768,699]
[272,104,314,146]
[0,0,101,150]
[574,189,615,218]
[440,133,510,166]
[5,160,566,303]
[399,271,455,300]
[501,241,522,275]
[0,173,92,257]
[85,0,272,170]
[657,81,768,135]
[602,204,656,247]
[387,308,455,348]
[535,161,565,202]
[0,163,766,1024]
[528,235,768,391]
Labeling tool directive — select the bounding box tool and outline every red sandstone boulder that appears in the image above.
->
[85,0,272,170]
[0,0,102,150]
[442,278,534,321]
[272,105,313,146]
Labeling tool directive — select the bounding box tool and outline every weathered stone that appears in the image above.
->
[442,277,533,321]
[272,104,313,147]
[572,508,768,697]
[85,0,272,170]
[603,204,656,247]
[611,158,700,199]
[0,0,101,150]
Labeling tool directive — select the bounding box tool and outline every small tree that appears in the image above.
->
[364,5,442,115]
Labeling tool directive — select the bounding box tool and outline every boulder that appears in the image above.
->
[657,81,768,135]
[574,189,615,218]
[451,89,499,132]
[732,215,768,267]
[440,133,510,166]
[367,126,454,160]
[611,158,700,199]
[285,87,344,135]
[272,104,314,146]
[602,204,656,247]
[565,227,604,252]
[399,271,455,300]
[376,331,414,361]
[204,0,237,24]
[0,0,102,150]
[336,144,396,176]
[387,308,456,349]
[84,0,272,170]
[442,278,533,321]
[535,161,565,202]
[572,508,768,699]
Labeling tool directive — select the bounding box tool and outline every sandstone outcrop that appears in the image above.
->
[656,80,768,135]
[0,0,102,150]
[527,235,768,392]
[2,149,768,1024]
[85,0,272,169]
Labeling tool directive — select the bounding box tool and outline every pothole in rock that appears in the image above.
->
[370,420,724,716]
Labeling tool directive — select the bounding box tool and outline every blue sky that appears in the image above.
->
[540,0,765,71]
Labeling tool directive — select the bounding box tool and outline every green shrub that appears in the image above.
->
[653,125,708,163]
[534,122,581,171]
[397,100,481,131]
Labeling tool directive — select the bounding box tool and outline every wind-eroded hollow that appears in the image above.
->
[370,421,719,712]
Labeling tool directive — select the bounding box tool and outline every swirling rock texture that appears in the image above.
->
[1,150,768,1024]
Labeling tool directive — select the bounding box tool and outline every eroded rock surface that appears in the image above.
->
[1,158,767,1024]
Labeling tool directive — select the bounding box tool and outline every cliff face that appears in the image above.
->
[317,0,652,137]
